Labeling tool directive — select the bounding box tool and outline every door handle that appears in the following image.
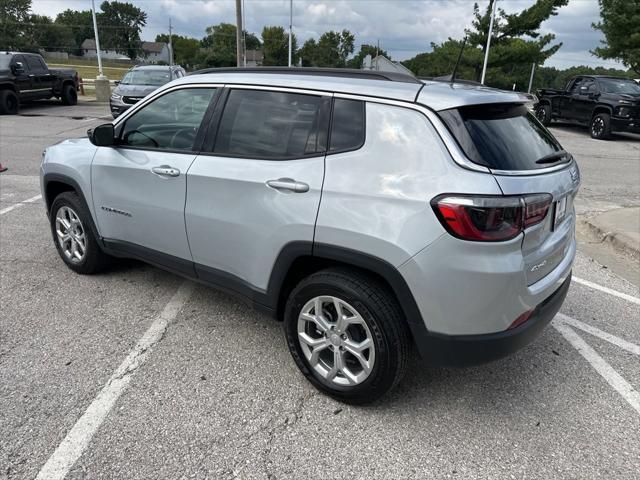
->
[266,178,309,193]
[151,165,180,177]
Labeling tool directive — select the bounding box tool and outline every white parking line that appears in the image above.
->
[554,317,640,415]
[556,314,640,356]
[0,194,42,215]
[35,281,195,480]
[573,276,640,306]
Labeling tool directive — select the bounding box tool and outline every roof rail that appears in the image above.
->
[189,67,421,84]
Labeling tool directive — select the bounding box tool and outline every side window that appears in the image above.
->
[329,98,365,152]
[26,56,43,72]
[120,88,216,151]
[214,89,325,159]
[11,55,26,70]
[569,78,583,94]
[583,80,597,93]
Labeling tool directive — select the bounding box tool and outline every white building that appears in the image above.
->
[80,39,171,64]
[361,54,415,76]
[80,39,129,61]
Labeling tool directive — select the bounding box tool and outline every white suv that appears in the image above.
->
[41,68,579,403]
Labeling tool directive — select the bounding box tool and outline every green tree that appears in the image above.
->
[55,9,94,55]
[262,26,297,66]
[0,0,31,50]
[592,0,640,75]
[402,39,483,79]
[346,44,389,69]
[156,34,200,68]
[25,14,74,52]
[299,30,354,67]
[198,22,260,68]
[99,1,147,60]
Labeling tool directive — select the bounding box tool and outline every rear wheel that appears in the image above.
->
[284,268,411,404]
[0,90,19,115]
[61,84,78,105]
[590,113,611,140]
[535,104,551,126]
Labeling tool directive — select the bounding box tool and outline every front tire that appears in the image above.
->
[590,113,611,140]
[50,192,111,274]
[535,104,551,126]
[61,84,78,106]
[0,90,19,115]
[284,268,411,404]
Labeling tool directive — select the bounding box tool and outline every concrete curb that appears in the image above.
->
[578,217,640,261]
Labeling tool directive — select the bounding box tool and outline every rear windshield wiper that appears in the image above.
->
[535,150,570,165]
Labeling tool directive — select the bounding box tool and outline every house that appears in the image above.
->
[361,54,415,76]
[80,39,130,61]
[137,42,171,64]
[244,50,263,67]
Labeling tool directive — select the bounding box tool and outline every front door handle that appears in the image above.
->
[151,165,180,177]
[266,178,309,193]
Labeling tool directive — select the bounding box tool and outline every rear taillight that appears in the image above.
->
[431,194,552,242]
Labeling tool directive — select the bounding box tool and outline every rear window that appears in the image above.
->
[439,103,565,171]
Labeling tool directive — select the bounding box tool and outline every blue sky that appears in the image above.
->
[31,0,624,70]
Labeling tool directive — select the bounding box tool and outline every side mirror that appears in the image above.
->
[114,80,120,85]
[88,123,115,146]
[12,62,24,75]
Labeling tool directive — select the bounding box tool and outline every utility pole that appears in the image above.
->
[168,18,174,67]
[242,0,247,67]
[91,0,110,102]
[480,0,497,85]
[235,0,242,68]
[527,62,536,93]
[288,0,293,67]
[91,0,104,79]
[375,39,379,71]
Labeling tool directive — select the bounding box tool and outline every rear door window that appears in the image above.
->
[439,103,566,171]
[213,89,326,159]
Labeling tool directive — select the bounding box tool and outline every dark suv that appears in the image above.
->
[536,75,640,139]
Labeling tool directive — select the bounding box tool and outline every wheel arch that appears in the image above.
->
[592,104,613,117]
[0,83,17,93]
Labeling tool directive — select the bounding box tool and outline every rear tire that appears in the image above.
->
[535,104,551,126]
[61,84,78,106]
[0,90,19,115]
[50,192,111,274]
[590,113,611,140]
[284,268,411,404]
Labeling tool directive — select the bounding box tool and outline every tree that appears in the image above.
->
[299,30,354,67]
[592,0,640,75]
[99,1,147,60]
[0,0,31,50]
[25,14,74,52]
[156,34,200,68]
[55,9,94,55]
[347,44,389,69]
[404,0,568,90]
[198,22,261,68]
[262,26,297,66]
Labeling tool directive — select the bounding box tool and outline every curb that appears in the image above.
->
[578,218,640,261]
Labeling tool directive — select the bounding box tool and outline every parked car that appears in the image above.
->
[110,64,186,118]
[0,51,79,114]
[535,75,640,139]
[40,68,579,403]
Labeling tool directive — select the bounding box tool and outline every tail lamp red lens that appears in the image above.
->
[431,194,552,242]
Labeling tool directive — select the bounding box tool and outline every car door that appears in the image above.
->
[24,55,50,99]
[573,78,598,122]
[10,55,32,97]
[91,86,219,269]
[564,77,584,121]
[185,87,330,295]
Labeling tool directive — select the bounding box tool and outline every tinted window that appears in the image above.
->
[329,99,365,152]
[121,69,172,86]
[598,78,640,95]
[439,103,565,171]
[121,88,216,151]
[214,90,324,159]
[582,79,597,93]
[26,56,43,72]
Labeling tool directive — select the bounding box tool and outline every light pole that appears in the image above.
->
[235,0,242,67]
[91,0,110,102]
[288,0,293,67]
[480,0,497,85]
[91,0,104,79]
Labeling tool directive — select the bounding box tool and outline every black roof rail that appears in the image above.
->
[189,67,421,84]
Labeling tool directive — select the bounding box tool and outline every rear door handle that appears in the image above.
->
[266,178,309,193]
[151,165,180,177]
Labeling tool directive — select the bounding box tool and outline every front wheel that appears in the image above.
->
[590,113,611,140]
[284,268,411,404]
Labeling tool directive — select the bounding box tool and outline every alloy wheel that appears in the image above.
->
[55,206,87,263]
[297,295,375,386]
[592,117,604,137]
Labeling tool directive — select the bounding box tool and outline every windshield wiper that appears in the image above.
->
[536,150,570,165]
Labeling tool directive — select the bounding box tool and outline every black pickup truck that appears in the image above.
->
[535,75,640,139]
[0,52,79,114]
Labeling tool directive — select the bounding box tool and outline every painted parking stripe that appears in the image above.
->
[35,281,195,480]
[554,318,640,415]
[556,314,640,356]
[0,194,42,215]
[573,276,640,306]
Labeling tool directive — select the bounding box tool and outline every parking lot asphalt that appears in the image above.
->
[1,101,639,479]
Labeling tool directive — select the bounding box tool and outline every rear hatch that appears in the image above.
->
[439,103,580,285]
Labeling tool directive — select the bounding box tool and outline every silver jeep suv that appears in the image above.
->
[40,68,579,403]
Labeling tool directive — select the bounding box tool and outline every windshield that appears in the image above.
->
[120,69,171,86]
[439,103,565,171]
[598,78,640,95]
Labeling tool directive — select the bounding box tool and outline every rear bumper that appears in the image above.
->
[415,273,571,367]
